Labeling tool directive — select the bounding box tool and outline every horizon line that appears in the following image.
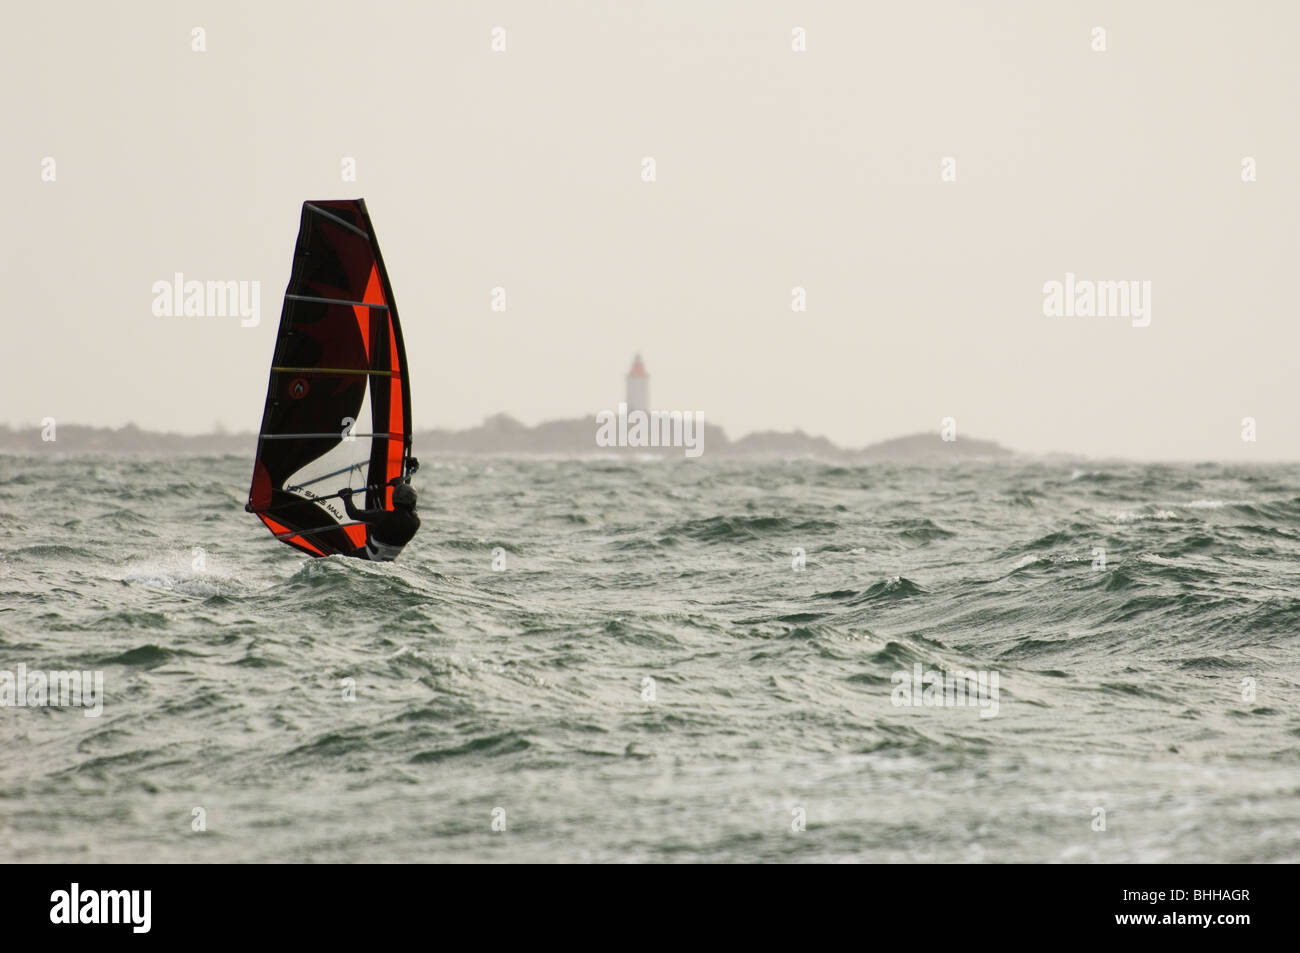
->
[1,419,1296,464]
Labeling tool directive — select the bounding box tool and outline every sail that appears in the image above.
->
[246,199,414,557]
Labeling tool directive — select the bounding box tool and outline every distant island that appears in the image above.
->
[0,416,1014,460]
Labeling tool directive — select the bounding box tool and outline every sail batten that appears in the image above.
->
[285,294,389,309]
[247,199,414,558]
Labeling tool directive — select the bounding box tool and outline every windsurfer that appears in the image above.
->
[339,483,420,561]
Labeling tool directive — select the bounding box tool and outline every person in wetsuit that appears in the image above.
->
[339,482,420,561]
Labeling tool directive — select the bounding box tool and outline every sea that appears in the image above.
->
[1,453,1298,863]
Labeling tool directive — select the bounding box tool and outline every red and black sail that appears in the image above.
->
[247,200,414,557]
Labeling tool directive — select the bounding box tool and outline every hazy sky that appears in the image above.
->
[5,1,1298,459]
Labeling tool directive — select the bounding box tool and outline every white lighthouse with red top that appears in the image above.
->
[626,354,648,415]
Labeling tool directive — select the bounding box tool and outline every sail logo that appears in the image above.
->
[0,664,104,717]
[49,884,151,933]
[891,664,1000,718]
[151,273,261,327]
[1042,273,1151,327]
[595,403,704,457]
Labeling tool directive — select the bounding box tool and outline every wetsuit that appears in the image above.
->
[341,493,420,561]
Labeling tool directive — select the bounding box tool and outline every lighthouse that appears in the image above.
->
[626,354,649,415]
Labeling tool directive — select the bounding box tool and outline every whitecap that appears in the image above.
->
[1113,509,1177,523]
